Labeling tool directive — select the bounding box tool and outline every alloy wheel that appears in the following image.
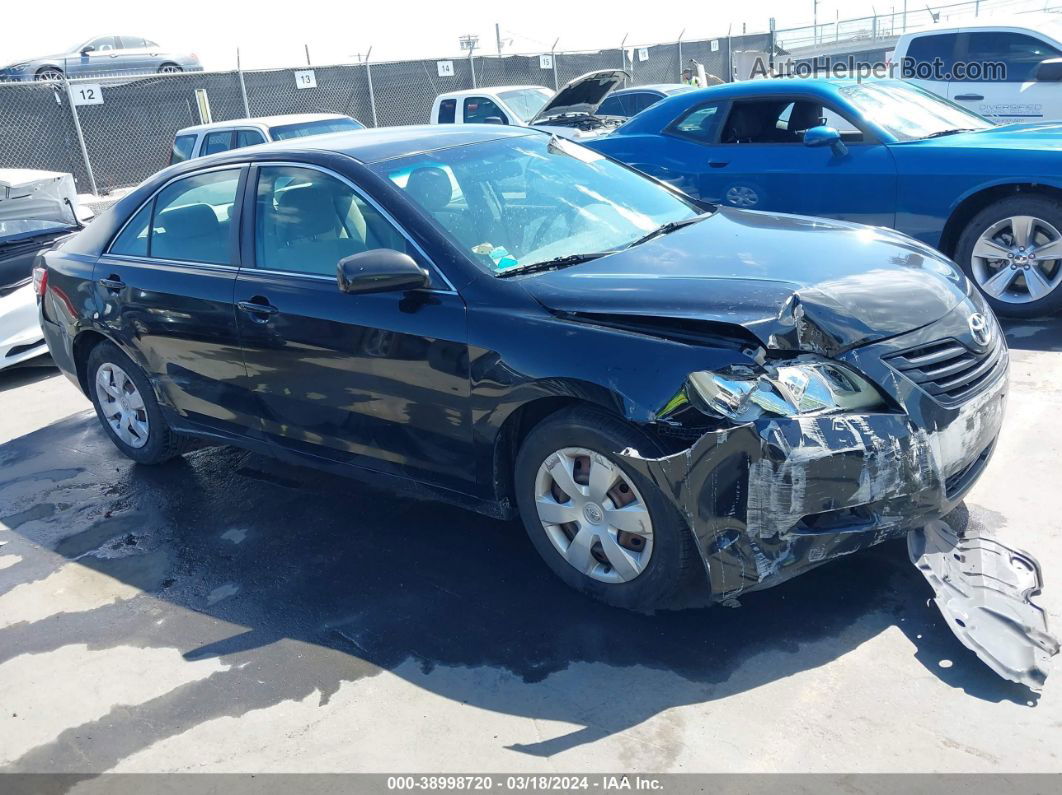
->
[95,363,150,449]
[971,215,1062,304]
[533,447,653,584]
[158,65,182,74]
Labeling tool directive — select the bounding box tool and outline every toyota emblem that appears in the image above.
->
[968,312,992,348]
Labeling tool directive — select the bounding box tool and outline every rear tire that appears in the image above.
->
[86,341,188,464]
[954,195,1062,318]
[514,406,701,610]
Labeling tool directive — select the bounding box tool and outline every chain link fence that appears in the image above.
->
[0,0,1045,198]
[0,36,743,196]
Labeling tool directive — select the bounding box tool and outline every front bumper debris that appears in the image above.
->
[909,520,1059,691]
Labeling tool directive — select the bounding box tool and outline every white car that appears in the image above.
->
[894,15,1062,122]
[170,113,366,164]
[430,69,630,140]
[0,170,84,370]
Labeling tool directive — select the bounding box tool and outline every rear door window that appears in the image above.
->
[170,134,196,164]
[963,31,1062,82]
[597,95,628,117]
[628,92,663,115]
[438,98,457,123]
[235,129,267,148]
[202,131,234,156]
[150,169,242,264]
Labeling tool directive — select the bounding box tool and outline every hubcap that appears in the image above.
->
[971,215,1062,304]
[725,185,758,208]
[533,447,653,584]
[94,363,150,449]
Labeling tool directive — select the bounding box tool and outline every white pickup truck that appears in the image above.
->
[894,16,1062,122]
[429,69,629,140]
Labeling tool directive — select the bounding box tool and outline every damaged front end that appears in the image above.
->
[612,302,1056,688]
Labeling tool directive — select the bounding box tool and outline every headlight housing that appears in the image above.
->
[688,357,887,422]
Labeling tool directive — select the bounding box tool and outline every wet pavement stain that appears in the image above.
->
[0,411,1039,772]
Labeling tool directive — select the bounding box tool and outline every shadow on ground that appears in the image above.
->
[0,410,1036,770]
[1002,317,1062,352]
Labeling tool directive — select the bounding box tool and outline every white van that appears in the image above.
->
[894,16,1062,121]
[429,70,629,140]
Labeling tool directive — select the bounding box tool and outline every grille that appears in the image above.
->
[884,334,1006,407]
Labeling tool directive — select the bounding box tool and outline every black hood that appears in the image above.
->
[518,208,972,356]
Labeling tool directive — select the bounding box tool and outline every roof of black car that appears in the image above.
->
[246,124,539,164]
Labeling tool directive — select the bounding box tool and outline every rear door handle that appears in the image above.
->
[238,299,279,317]
[954,94,984,101]
[98,276,125,291]
[708,160,729,168]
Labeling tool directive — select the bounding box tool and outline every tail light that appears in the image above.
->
[32,265,48,298]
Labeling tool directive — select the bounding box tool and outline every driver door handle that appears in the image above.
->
[709,160,729,168]
[954,94,984,101]
[98,276,125,291]
[238,299,279,316]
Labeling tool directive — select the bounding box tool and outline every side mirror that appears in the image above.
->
[1036,57,1062,81]
[80,45,96,55]
[483,116,506,125]
[803,125,847,157]
[337,249,430,295]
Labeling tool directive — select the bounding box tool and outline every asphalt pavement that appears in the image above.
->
[0,319,1060,773]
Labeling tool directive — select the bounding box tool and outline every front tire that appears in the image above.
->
[86,341,188,464]
[955,195,1062,318]
[157,63,183,74]
[34,67,64,81]
[514,406,701,610]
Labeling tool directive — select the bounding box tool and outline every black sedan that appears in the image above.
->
[35,126,1010,615]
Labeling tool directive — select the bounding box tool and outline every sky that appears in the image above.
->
[0,0,889,70]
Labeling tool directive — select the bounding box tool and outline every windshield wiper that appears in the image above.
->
[495,251,610,278]
[626,215,706,248]
[925,128,978,138]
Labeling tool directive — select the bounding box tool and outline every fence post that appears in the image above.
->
[237,49,250,118]
[677,29,684,81]
[620,34,628,87]
[469,52,477,88]
[366,55,379,128]
[64,80,98,197]
[551,38,559,90]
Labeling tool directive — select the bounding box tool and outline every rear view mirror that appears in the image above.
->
[337,249,430,294]
[1036,57,1062,81]
[803,125,847,157]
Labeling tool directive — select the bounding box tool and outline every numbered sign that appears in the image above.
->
[539,54,553,70]
[638,47,649,62]
[294,70,317,89]
[71,83,103,106]
[711,39,720,52]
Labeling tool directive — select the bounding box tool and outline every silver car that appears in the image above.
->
[0,35,201,81]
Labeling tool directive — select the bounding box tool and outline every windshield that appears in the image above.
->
[375,134,698,275]
[269,117,365,140]
[840,81,993,141]
[498,88,553,123]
